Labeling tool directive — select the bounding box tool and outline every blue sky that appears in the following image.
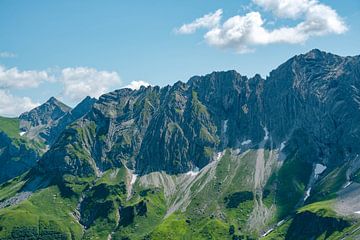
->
[0,0,359,116]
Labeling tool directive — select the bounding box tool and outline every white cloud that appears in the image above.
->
[0,65,50,89]
[0,90,39,117]
[252,0,316,19]
[0,65,122,116]
[59,67,121,102]
[0,52,16,58]
[177,0,347,52]
[175,9,223,34]
[123,80,151,90]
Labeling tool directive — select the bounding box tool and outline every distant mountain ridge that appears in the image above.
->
[1,49,360,239]
[0,96,96,184]
[38,49,360,177]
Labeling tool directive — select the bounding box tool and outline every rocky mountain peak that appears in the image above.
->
[19,97,71,128]
[302,48,326,59]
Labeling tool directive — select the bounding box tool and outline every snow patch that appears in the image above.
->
[130,173,138,186]
[276,220,285,227]
[261,228,274,237]
[314,164,327,179]
[263,127,269,141]
[343,181,353,189]
[186,171,198,177]
[304,187,311,201]
[215,151,224,161]
[241,139,252,145]
[186,167,200,177]
[127,170,138,199]
[19,131,26,136]
[223,120,228,133]
[280,141,286,151]
[355,211,360,214]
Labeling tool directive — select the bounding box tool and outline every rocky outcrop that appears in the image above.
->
[39,71,266,176]
[39,87,161,176]
[263,49,360,166]
[38,49,360,179]
[19,96,96,146]
[0,97,96,183]
[47,96,96,145]
[19,97,72,143]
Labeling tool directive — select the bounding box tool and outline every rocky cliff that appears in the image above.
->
[1,49,360,240]
[39,50,360,179]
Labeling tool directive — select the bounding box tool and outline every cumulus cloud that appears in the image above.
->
[123,80,151,90]
[253,0,316,19]
[0,65,122,116]
[176,0,347,52]
[175,9,222,34]
[0,52,16,58]
[59,67,121,102]
[0,65,50,89]
[0,90,39,117]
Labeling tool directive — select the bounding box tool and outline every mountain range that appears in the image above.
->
[0,49,360,239]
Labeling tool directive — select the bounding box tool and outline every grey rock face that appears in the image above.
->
[19,97,72,143]
[0,96,96,183]
[263,49,360,166]
[39,87,162,176]
[38,49,360,178]
[47,96,96,145]
[39,72,265,176]
[19,96,96,146]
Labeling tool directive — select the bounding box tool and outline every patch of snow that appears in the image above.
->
[304,187,311,201]
[276,220,285,227]
[186,171,198,177]
[355,211,360,214]
[263,126,269,141]
[241,139,252,145]
[19,131,26,136]
[186,167,200,177]
[223,120,228,133]
[261,228,274,237]
[215,151,224,161]
[127,170,138,199]
[314,163,327,178]
[280,141,286,151]
[343,181,353,189]
[130,173,138,185]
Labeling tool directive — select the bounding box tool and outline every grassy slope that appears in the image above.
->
[0,167,168,240]
[0,116,46,150]
[145,149,275,240]
[264,200,357,240]
[309,165,348,202]
[0,185,83,239]
[0,117,20,139]
[0,146,359,240]
[0,175,27,202]
[263,163,360,240]
[273,153,313,219]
